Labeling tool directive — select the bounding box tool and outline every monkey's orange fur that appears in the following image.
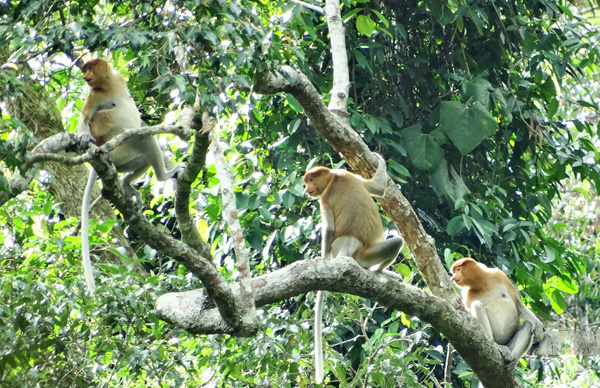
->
[76,58,180,294]
[303,156,403,384]
[451,258,520,308]
[304,167,383,255]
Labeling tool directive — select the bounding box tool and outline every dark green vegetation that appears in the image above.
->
[0,0,599,387]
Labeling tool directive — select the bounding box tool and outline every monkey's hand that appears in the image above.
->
[497,344,517,369]
[172,164,186,179]
[531,317,544,343]
[65,133,95,153]
[77,133,95,149]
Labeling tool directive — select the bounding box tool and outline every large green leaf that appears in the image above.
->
[439,100,498,155]
[399,124,443,172]
[430,160,470,201]
[462,78,491,107]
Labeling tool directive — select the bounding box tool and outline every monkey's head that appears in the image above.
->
[81,58,110,89]
[450,257,481,287]
[303,167,332,198]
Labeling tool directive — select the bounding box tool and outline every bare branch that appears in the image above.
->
[175,108,215,258]
[27,124,192,167]
[324,0,350,117]
[288,0,323,13]
[209,121,257,332]
[84,130,245,334]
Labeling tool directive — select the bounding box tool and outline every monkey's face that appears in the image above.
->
[450,258,476,286]
[81,59,108,89]
[303,167,330,198]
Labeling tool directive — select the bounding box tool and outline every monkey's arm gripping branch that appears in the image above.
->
[156,257,524,388]
[320,204,334,258]
[517,299,544,341]
[322,228,333,259]
[89,147,253,336]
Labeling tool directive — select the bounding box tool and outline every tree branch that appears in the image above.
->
[175,108,214,258]
[209,121,258,333]
[27,124,192,166]
[157,256,524,388]
[325,0,350,117]
[86,147,250,333]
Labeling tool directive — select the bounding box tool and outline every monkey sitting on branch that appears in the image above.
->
[76,58,181,294]
[450,257,544,369]
[303,153,404,383]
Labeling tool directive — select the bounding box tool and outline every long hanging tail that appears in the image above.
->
[81,169,97,294]
[314,290,325,383]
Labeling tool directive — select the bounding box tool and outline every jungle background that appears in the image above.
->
[1,0,600,387]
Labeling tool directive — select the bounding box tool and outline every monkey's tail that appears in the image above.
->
[82,169,97,294]
[314,290,325,383]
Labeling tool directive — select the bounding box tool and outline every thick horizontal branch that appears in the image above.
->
[157,256,524,388]
[27,124,192,166]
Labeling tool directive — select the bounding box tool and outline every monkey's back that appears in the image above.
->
[325,170,384,245]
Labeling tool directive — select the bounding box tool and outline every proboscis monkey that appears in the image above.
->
[303,154,404,383]
[450,257,544,369]
[77,58,180,294]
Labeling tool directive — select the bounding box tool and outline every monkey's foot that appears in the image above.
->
[172,164,186,179]
[497,345,517,370]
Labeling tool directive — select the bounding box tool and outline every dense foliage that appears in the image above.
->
[0,0,599,386]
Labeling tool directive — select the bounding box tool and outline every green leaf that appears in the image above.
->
[439,100,498,155]
[356,14,376,36]
[549,289,566,314]
[552,277,578,294]
[430,160,470,201]
[447,216,465,236]
[354,50,372,74]
[285,95,303,113]
[399,124,443,171]
[371,9,389,28]
[463,78,491,107]
[547,98,559,118]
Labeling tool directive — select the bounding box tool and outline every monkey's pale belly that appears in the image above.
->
[484,296,519,344]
